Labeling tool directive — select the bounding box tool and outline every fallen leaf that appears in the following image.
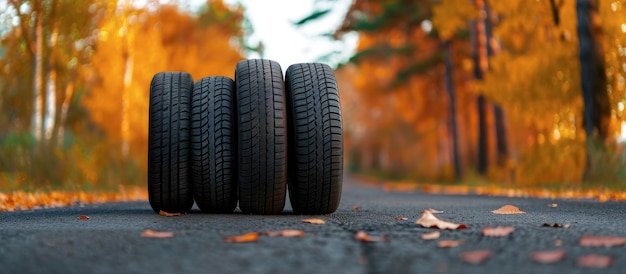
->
[426,208,444,214]
[141,229,174,238]
[223,232,260,243]
[159,210,181,217]
[577,254,614,268]
[530,250,566,264]
[265,230,305,237]
[542,223,571,228]
[77,215,90,220]
[421,231,441,240]
[394,216,408,221]
[355,231,388,242]
[460,250,492,265]
[579,236,626,247]
[416,210,468,230]
[492,205,525,214]
[554,240,563,247]
[302,218,325,224]
[548,203,558,208]
[438,240,464,248]
[482,226,515,237]
[353,205,360,211]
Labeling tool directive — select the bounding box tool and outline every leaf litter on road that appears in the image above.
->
[158,210,181,217]
[264,230,305,237]
[223,232,260,243]
[302,218,325,224]
[482,226,515,237]
[491,205,525,214]
[355,231,388,242]
[542,223,571,228]
[141,229,174,238]
[530,250,566,264]
[438,240,464,248]
[460,250,492,265]
[425,208,444,214]
[421,231,441,240]
[577,254,614,268]
[416,210,468,230]
[77,215,90,220]
[579,236,626,247]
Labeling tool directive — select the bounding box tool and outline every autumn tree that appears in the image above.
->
[1,0,246,188]
[84,0,245,172]
[329,0,481,180]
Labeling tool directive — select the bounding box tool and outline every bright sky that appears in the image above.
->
[203,0,358,70]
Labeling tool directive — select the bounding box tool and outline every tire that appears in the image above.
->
[190,76,237,213]
[235,59,287,214]
[285,63,343,214]
[148,72,195,213]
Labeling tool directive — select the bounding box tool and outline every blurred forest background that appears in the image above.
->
[0,0,625,193]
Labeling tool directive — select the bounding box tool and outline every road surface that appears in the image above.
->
[1,177,624,274]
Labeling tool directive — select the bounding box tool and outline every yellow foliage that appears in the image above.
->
[432,0,478,40]
[83,2,244,164]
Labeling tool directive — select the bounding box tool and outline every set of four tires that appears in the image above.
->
[147,59,343,215]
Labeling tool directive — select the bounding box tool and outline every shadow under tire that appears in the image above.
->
[285,63,343,214]
[235,59,288,214]
[191,76,237,213]
[148,72,195,213]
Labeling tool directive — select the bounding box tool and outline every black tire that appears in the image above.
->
[148,72,195,213]
[190,76,237,213]
[235,59,287,214]
[285,63,343,214]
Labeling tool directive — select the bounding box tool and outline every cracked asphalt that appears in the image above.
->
[1,176,624,274]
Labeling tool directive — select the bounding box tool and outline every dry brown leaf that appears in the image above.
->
[353,205,360,211]
[265,230,305,237]
[577,254,614,268]
[548,203,558,208]
[542,223,571,228]
[426,208,444,214]
[460,250,492,265]
[159,210,181,217]
[302,218,325,225]
[579,236,626,247]
[355,231,388,242]
[394,216,408,221]
[77,215,90,220]
[530,250,566,264]
[492,205,525,214]
[482,226,515,237]
[438,240,464,248]
[416,210,468,230]
[141,229,174,238]
[421,231,441,240]
[223,232,260,243]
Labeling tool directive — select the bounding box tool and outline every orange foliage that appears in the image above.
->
[84,1,244,167]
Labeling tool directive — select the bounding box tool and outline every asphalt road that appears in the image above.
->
[1,177,624,274]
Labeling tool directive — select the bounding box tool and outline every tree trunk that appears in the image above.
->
[485,0,508,166]
[576,0,611,175]
[443,40,462,180]
[472,0,489,175]
[32,2,44,143]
